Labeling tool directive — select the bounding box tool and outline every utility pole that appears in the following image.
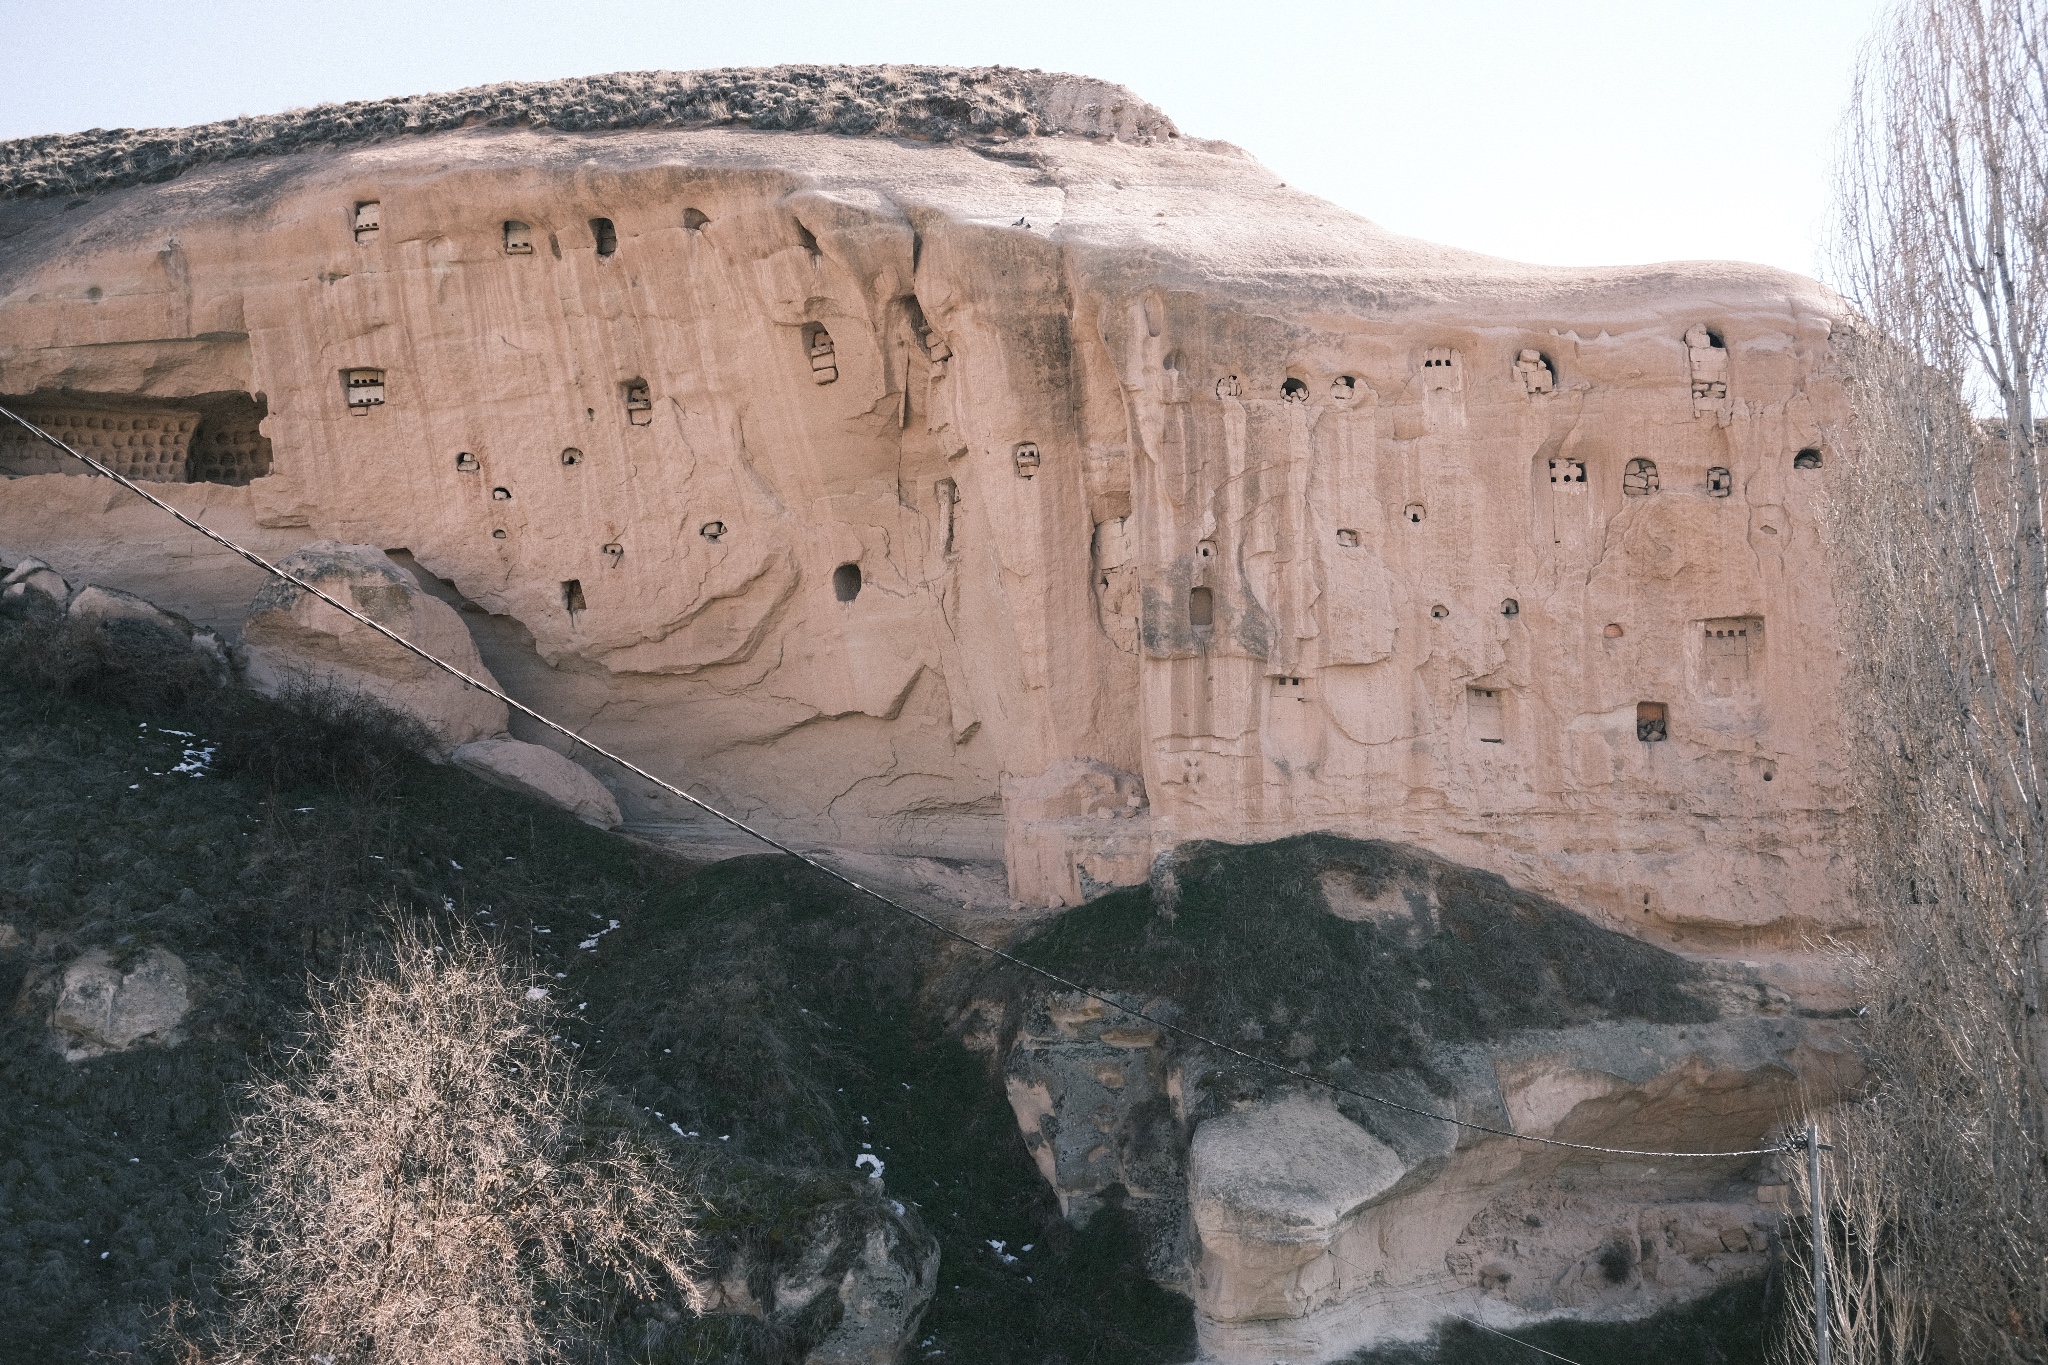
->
[1809,1120,1831,1365]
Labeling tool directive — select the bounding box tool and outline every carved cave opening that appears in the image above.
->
[504,221,534,254]
[1188,585,1214,629]
[1637,701,1668,742]
[562,579,586,614]
[0,390,274,485]
[683,207,710,231]
[591,217,618,257]
[833,562,863,603]
[1794,448,1823,470]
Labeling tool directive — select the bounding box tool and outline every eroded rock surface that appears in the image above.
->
[49,946,191,1061]
[0,65,1854,957]
[453,736,623,828]
[240,542,510,749]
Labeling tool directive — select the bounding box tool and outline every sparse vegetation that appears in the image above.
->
[1802,0,2048,1359]
[207,917,701,1365]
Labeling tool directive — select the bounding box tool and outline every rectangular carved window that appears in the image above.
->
[353,201,381,243]
[805,324,838,384]
[343,368,386,412]
[1468,686,1504,743]
[504,220,534,254]
[1702,617,1762,696]
[623,380,652,425]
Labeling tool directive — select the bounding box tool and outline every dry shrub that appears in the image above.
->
[208,914,701,1365]
[0,611,224,715]
[206,680,435,800]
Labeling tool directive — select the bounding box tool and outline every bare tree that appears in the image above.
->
[1814,0,2048,1360]
[206,914,701,1365]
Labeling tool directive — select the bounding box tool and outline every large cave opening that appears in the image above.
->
[0,390,273,485]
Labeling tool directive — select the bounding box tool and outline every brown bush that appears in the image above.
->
[205,914,701,1365]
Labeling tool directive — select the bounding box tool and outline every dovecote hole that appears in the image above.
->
[683,207,710,231]
[699,521,726,541]
[1707,466,1733,496]
[1794,448,1824,470]
[1605,623,1626,638]
[1636,702,1669,742]
[1188,586,1215,628]
[591,218,618,257]
[602,542,623,562]
[1515,349,1556,394]
[560,448,582,466]
[342,368,385,412]
[491,486,512,501]
[1430,603,1450,619]
[491,529,507,540]
[1281,378,1309,402]
[833,563,863,603]
[562,580,586,613]
[623,380,652,425]
[1331,375,1358,401]
[455,452,479,472]
[1502,598,1520,616]
[1197,538,1215,559]
[1549,459,1586,485]
[1404,503,1426,524]
[503,221,533,254]
[1215,375,1241,399]
[1336,529,1361,548]
[804,324,838,385]
[1013,442,1041,478]
[352,201,380,243]
[1623,458,1659,496]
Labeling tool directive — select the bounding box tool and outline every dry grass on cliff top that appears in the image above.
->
[0,65,1177,201]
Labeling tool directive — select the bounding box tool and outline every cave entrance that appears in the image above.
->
[0,390,273,485]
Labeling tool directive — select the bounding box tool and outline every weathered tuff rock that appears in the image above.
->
[49,946,192,1061]
[984,837,1861,1359]
[0,556,70,616]
[0,65,1855,960]
[240,542,510,749]
[700,1197,941,1364]
[453,736,623,828]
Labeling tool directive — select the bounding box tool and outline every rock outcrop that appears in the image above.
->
[48,946,192,1061]
[239,542,511,749]
[453,736,623,828]
[979,835,1859,1359]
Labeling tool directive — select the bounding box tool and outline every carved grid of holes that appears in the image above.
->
[1549,458,1586,486]
[185,418,270,485]
[15,411,197,480]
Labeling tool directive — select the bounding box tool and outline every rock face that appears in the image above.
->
[240,542,510,750]
[453,736,623,828]
[49,946,192,1061]
[0,66,1854,947]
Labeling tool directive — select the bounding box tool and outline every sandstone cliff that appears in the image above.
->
[0,66,1853,953]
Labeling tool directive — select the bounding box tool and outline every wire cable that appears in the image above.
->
[0,401,1795,1161]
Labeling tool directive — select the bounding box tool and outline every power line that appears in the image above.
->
[0,402,1795,1161]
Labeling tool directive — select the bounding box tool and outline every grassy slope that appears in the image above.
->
[0,671,1191,1364]
[0,661,1772,1364]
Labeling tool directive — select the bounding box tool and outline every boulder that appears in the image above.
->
[66,582,194,635]
[241,542,509,751]
[452,737,622,828]
[50,946,191,1061]
[0,556,70,616]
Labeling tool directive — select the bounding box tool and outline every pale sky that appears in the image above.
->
[0,0,1887,278]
